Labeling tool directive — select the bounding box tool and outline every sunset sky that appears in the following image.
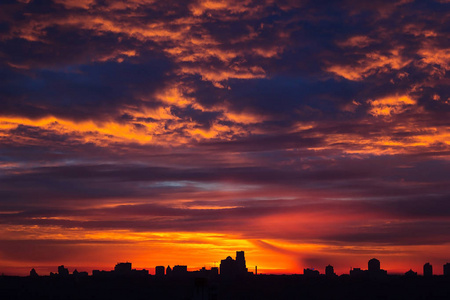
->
[1,0,449,276]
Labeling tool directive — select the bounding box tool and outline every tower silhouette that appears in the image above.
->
[155,266,165,277]
[368,258,380,272]
[423,263,432,277]
[220,251,248,277]
[325,265,336,277]
[444,263,450,277]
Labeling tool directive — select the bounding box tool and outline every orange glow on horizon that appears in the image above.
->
[2,223,450,276]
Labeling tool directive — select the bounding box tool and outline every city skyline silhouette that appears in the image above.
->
[3,251,450,300]
[6,251,450,278]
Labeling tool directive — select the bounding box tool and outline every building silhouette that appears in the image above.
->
[303,268,320,277]
[444,263,450,277]
[405,269,417,277]
[114,262,132,274]
[29,268,38,277]
[73,269,88,277]
[90,262,148,277]
[325,265,336,277]
[368,258,380,272]
[58,265,69,277]
[220,256,235,276]
[9,251,450,300]
[155,266,165,277]
[423,263,432,277]
[220,251,249,278]
[172,265,188,277]
[211,267,219,276]
[236,251,246,273]
[349,259,386,278]
[367,258,387,277]
[349,267,364,277]
[193,266,219,279]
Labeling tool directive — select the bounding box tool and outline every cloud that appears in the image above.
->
[367,95,417,116]
[0,0,449,274]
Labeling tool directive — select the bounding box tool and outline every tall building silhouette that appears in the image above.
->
[220,251,248,278]
[325,265,336,277]
[444,263,450,277]
[58,265,69,277]
[220,256,235,277]
[155,266,165,277]
[236,251,247,273]
[29,268,38,277]
[368,258,380,272]
[423,263,432,277]
[367,258,387,277]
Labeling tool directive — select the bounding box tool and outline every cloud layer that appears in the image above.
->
[0,0,449,275]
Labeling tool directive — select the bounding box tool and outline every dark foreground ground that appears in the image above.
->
[1,274,450,300]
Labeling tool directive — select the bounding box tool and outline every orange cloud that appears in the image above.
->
[53,0,95,9]
[314,124,450,156]
[189,0,258,16]
[0,116,153,146]
[337,35,374,48]
[223,111,268,125]
[4,3,276,84]
[367,95,417,116]
[419,46,450,70]
[327,49,411,80]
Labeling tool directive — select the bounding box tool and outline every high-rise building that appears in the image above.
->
[236,251,246,273]
[423,263,433,277]
[155,266,165,277]
[58,265,69,276]
[220,251,248,278]
[443,263,450,277]
[368,258,380,272]
[325,265,336,277]
[367,258,387,277]
[220,256,235,277]
[29,268,38,277]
